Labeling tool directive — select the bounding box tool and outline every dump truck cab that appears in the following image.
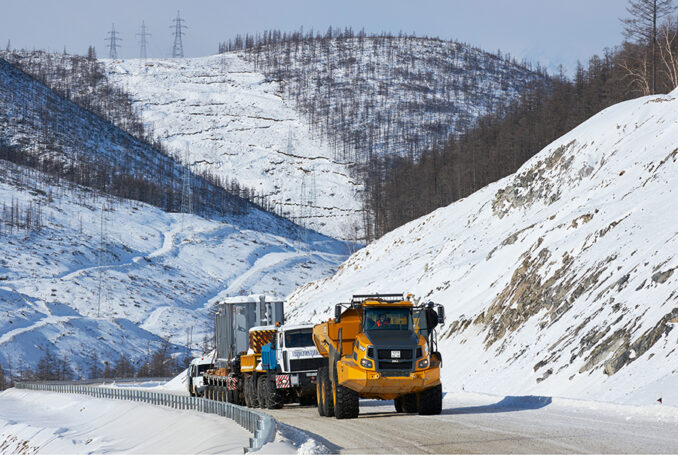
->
[313,293,445,419]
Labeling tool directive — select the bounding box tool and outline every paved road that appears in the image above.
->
[266,394,678,453]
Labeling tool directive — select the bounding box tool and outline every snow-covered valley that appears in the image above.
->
[0,160,349,377]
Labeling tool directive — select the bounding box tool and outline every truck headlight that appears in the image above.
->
[360,358,373,368]
[417,358,429,369]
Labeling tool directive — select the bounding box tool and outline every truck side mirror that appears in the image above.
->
[335,305,342,323]
[437,305,445,324]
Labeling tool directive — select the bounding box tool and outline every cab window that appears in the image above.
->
[284,329,314,348]
[364,308,413,331]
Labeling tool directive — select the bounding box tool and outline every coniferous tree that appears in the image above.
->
[112,353,136,378]
[0,363,6,390]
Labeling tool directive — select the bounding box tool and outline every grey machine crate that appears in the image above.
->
[214,297,284,366]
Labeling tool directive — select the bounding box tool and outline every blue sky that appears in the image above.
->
[2,0,630,74]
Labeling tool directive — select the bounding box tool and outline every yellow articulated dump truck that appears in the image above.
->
[312,293,445,419]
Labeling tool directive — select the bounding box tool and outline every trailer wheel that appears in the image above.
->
[418,384,443,415]
[244,376,257,408]
[332,380,359,419]
[257,376,268,408]
[402,393,418,413]
[264,377,284,409]
[394,397,403,413]
[318,367,334,417]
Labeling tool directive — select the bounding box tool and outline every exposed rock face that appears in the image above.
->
[492,141,576,219]
[603,308,678,375]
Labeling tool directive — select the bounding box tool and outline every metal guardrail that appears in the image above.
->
[15,382,276,453]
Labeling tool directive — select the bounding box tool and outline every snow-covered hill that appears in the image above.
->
[287,88,678,406]
[104,55,363,241]
[242,34,547,161]
[0,160,349,378]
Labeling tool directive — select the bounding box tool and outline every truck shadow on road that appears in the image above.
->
[443,395,553,415]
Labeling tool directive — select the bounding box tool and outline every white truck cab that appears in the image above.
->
[274,324,324,391]
[187,356,213,397]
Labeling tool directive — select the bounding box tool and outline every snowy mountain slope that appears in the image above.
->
[0,57,244,217]
[243,35,548,161]
[0,160,349,378]
[104,55,363,241]
[287,88,678,405]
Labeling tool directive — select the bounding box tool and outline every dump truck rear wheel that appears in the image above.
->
[418,384,443,415]
[316,376,326,416]
[394,397,403,413]
[402,393,418,413]
[332,380,359,419]
[318,367,334,417]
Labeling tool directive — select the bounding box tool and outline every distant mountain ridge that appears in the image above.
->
[0,56,245,217]
[238,32,549,162]
[104,34,547,241]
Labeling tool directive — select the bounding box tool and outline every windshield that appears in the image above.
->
[364,307,413,331]
[284,329,314,348]
[197,364,211,374]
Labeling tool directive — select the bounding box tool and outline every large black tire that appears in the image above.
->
[264,377,284,409]
[402,393,418,413]
[332,381,359,419]
[394,397,403,413]
[316,375,326,416]
[257,376,267,408]
[318,367,334,417]
[418,384,443,415]
[226,387,235,404]
[244,376,257,408]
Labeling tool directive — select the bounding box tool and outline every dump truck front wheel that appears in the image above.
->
[332,380,359,419]
[402,393,418,413]
[394,397,403,413]
[418,384,443,415]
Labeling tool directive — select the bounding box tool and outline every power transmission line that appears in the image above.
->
[106,24,122,59]
[137,20,151,60]
[171,10,187,58]
[96,204,107,318]
[181,146,193,231]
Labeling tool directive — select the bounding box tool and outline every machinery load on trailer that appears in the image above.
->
[200,296,322,408]
[312,293,445,419]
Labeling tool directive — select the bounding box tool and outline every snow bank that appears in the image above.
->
[0,388,257,453]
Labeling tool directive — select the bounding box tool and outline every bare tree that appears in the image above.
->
[621,0,676,93]
[658,18,678,88]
